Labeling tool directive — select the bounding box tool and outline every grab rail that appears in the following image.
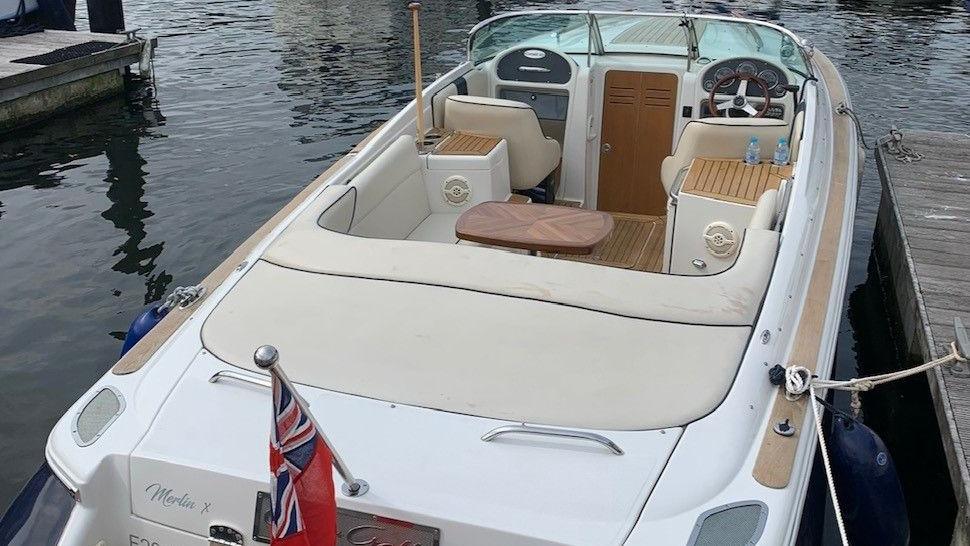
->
[480,424,624,455]
[208,370,271,389]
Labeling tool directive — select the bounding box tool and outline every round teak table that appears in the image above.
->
[455,201,614,255]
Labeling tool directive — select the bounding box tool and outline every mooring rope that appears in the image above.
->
[783,341,965,398]
[835,103,873,150]
[157,285,206,313]
[777,342,966,546]
[809,384,850,545]
[885,126,924,163]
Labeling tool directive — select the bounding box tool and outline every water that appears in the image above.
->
[1,0,968,542]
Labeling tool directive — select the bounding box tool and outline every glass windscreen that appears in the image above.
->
[695,19,810,81]
[470,13,589,65]
[595,14,690,56]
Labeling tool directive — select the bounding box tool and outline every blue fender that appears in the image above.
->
[119,306,169,357]
[829,413,910,546]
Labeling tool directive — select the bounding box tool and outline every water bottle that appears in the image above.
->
[773,137,790,166]
[744,136,760,165]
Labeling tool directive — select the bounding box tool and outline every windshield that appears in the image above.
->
[695,19,810,80]
[469,13,589,65]
[469,13,810,80]
[594,14,690,56]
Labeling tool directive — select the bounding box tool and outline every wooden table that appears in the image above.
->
[681,158,793,206]
[455,201,614,255]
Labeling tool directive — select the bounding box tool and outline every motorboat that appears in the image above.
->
[0,9,859,545]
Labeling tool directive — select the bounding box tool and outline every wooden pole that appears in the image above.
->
[409,2,425,148]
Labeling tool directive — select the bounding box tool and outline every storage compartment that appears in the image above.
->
[498,89,569,121]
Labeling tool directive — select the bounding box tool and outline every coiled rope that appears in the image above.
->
[778,342,966,546]
[885,126,924,163]
[157,285,206,313]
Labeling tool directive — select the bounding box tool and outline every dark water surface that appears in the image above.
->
[1,0,968,542]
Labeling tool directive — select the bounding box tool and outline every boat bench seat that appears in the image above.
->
[316,135,460,243]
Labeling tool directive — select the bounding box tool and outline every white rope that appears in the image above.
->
[158,285,206,313]
[786,342,965,396]
[810,384,850,545]
[782,341,966,546]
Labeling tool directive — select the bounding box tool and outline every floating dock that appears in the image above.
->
[876,129,970,544]
[0,29,150,133]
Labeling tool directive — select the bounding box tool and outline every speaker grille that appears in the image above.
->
[688,502,767,546]
[442,176,471,206]
[73,387,124,446]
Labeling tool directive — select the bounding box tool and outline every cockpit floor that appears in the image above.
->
[550,213,665,272]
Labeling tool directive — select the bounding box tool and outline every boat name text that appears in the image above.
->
[144,483,211,514]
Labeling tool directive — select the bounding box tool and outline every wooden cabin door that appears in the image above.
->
[597,71,678,215]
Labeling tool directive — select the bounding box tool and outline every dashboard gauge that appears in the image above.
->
[703,79,715,92]
[737,61,758,76]
[714,66,735,86]
[757,69,779,89]
[775,86,788,98]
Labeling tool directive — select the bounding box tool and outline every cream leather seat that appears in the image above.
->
[661,117,789,195]
[444,95,561,191]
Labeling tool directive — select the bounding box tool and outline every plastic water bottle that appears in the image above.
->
[744,136,761,165]
[773,137,790,166]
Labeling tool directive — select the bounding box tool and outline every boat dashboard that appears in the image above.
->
[696,56,794,119]
[700,57,790,99]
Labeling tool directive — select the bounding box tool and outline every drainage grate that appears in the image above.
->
[11,40,118,65]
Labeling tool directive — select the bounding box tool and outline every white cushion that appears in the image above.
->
[202,260,752,430]
[407,213,461,243]
[748,189,779,230]
[348,135,432,239]
[266,201,779,326]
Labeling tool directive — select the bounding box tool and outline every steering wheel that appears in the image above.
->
[707,72,772,118]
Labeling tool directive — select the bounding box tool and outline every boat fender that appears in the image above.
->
[829,413,910,546]
[119,305,169,357]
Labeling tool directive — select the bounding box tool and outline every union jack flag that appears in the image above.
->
[270,376,337,546]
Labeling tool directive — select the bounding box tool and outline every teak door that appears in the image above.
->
[597,71,678,215]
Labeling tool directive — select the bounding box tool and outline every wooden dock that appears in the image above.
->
[876,129,970,544]
[0,29,149,133]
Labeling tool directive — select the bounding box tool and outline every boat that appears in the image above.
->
[0,9,860,545]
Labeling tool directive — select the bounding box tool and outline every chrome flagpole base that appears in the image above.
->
[342,479,369,497]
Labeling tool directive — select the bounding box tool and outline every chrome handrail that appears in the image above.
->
[480,424,624,455]
[208,370,271,389]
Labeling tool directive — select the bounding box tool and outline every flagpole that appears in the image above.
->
[255,345,369,497]
[409,2,426,149]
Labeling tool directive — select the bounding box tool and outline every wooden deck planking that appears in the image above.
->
[681,158,793,206]
[875,129,970,542]
[554,213,665,272]
[0,30,141,94]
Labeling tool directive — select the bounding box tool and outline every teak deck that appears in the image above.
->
[751,52,853,489]
[876,129,970,540]
[555,213,665,272]
[434,132,501,156]
[681,158,793,206]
